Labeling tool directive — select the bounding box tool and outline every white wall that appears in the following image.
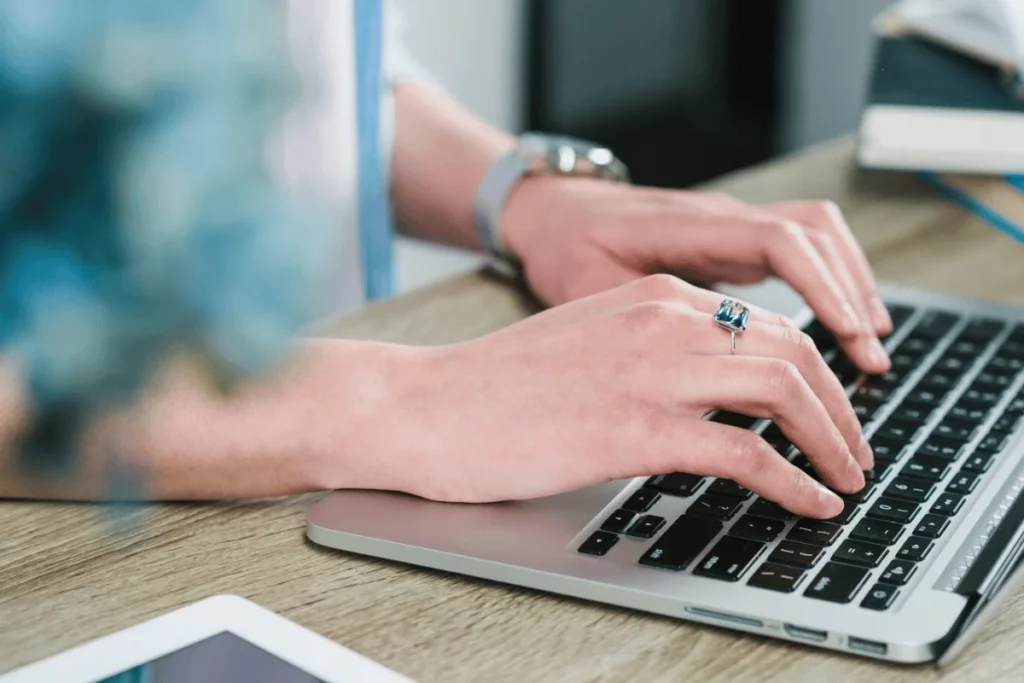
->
[392,0,525,293]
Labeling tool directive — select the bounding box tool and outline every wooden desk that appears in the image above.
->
[4,139,1024,682]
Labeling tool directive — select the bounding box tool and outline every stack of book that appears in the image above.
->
[857,0,1024,244]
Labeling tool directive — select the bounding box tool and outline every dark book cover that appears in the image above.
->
[869,35,1024,113]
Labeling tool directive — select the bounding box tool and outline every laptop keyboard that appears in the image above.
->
[577,304,1024,611]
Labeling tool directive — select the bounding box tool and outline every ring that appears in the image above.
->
[714,298,750,354]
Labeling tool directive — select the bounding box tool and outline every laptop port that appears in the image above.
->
[783,624,827,642]
[684,607,763,629]
[848,637,888,656]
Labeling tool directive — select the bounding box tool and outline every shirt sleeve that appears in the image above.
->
[383,0,437,88]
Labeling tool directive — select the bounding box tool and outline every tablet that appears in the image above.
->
[0,595,414,683]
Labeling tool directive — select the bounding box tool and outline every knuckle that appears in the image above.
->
[634,273,690,301]
[764,359,802,398]
[621,300,678,331]
[781,325,818,362]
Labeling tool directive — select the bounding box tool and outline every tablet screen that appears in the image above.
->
[97,631,324,683]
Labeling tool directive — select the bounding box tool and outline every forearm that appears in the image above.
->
[0,340,413,501]
[391,83,515,249]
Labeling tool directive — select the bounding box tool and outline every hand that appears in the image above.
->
[501,177,893,374]
[358,276,873,518]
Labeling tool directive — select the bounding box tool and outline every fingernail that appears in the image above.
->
[817,483,844,517]
[847,456,866,490]
[842,303,867,335]
[859,436,875,470]
[869,338,890,366]
[871,297,893,331]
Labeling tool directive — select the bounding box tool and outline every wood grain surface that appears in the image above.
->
[4,139,1024,682]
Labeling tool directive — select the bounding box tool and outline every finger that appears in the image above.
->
[651,420,843,518]
[672,285,797,330]
[688,355,864,493]
[804,231,890,374]
[767,201,892,335]
[690,320,873,470]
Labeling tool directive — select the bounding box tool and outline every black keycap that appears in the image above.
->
[841,483,877,504]
[863,370,905,392]
[803,319,836,352]
[904,456,952,482]
[601,509,638,533]
[947,472,980,495]
[932,493,966,517]
[915,311,960,339]
[626,515,666,539]
[947,338,982,359]
[688,494,743,521]
[851,518,905,545]
[1006,395,1024,416]
[974,372,1015,391]
[867,497,920,525]
[645,473,705,496]
[853,398,881,424]
[914,514,950,539]
[747,498,795,520]
[936,356,970,375]
[897,536,935,562]
[891,405,935,424]
[749,563,806,593]
[866,461,894,481]
[879,559,918,586]
[861,583,900,611]
[886,304,915,333]
[963,451,996,473]
[920,373,958,392]
[622,489,661,513]
[916,438,964,461]
[854,384,890,404]
[805,562,871,604]
[711,411,760,430]
[890,352,921,370]
[897,336,934,355]
[988,355,1024,373]
[961,318,1005,341]
[871,437,906,462]
[834,539,888,568]
[760,423,793,453]
[948,402,990,423]
[830,356,861,386]
[828,498,861,525]
[791,455,822,481]
[730,514,787,543]
[579,531,619,556]
[639,517,723,570]
[708,479,753,500]
[788,519,842,546]
[978,433,1009,452]
[963,386,1003,406]
[990,414,1023,436]
[875,419,921,443]
[932,420,978,443]
[1002,339,1024,357]
[904,388,946,409]
[768,540,824,569]
[885,477,936,503]
[694,536,766,582]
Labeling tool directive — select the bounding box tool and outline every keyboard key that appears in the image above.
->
[601,509,638,533]
[639,517,723,570]
[978,433,1009,452]
[834,539,888,568]
[708,479,753,500]
[851,518,905,545]
[931,420,978,443]
[963,386,1003,407]
[920,373,958,392]
[688,494,744,521]
[904,456,952,482]
[985,356,1024,373]
[625,515,666,539]
[897,536,935,562]
[879,559,918,586]
[852,398,881,424]
[830,356,861,386]
[730,514,786,543]
[886,304,915,333]
[578,531,619,556]
[828,498,861,525]
[841,483,877,504]
[916,438,964,461]
[905,388,946,409]
[1006,395,1024,416]
[914,514,951,539]
[871,437,907,462]
[760,423,793,453]
[1000,339,1024,358]
[694,536,765,582]
[747,498,795,520]
[890,352,921,370]
[885,477,936,503]
[915,311,960,339]
[990,414,1023,436]
[897,336,934,355]
[936,356,971,375]
[974,372,1015,391]
[963,451,996,473]
[861,583,900,611]
[891,405,935,424]
[749,563,806,593]
[867,497,920,525]
[875,419,922,443]
[948,402,990,424]
[947,338,983,359]
[788,519,842,546]
[961,318,1005,341]
[645,473,705,496]
[805,562,871,604]
[932,493,966,517]
[711,411,760,430]
[866,461,894,481]
[947,472,980,495]
[622,489,661,513]
[854,384,891,404]
[768,540,824,569]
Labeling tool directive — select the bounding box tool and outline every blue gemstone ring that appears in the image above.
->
[714,299,750,353]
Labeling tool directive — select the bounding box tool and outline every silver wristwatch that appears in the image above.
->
[473,133,631,278]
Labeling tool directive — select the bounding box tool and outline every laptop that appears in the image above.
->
[307,279,1024,664]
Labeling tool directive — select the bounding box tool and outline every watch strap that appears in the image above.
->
[474,148,530,269]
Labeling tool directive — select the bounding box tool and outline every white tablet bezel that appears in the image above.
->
[0,594,413,683]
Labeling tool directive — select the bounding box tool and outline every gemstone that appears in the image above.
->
[715,299,750,332]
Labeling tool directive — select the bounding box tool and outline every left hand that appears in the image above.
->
[501,176,893,373]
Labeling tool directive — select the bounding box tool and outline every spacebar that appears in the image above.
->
[639,516,723,571]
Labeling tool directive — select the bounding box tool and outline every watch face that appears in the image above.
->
[519,134,620,177]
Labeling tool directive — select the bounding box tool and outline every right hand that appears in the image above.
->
[358,274,872,518]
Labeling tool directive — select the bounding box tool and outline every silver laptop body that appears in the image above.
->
[308,281,1024,664]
